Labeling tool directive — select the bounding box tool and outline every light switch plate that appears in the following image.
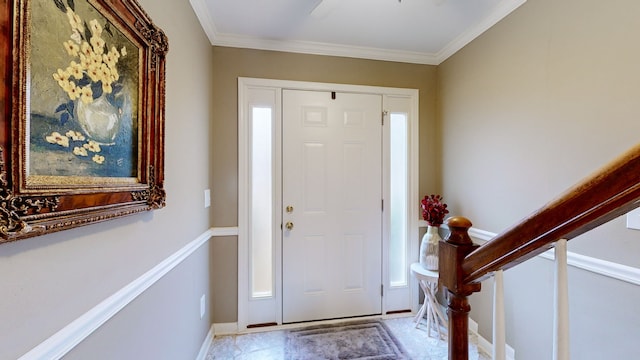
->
[204,189,211,208]
[626,208,640,230]
[200,294,206,319]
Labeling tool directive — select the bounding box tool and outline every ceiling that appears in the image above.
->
[189,0,526,65]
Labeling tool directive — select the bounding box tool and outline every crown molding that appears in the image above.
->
[189,0,218,44]
[214,32,440,65]
[189,0,526,65]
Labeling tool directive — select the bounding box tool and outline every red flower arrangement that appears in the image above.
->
[420,194,449,227]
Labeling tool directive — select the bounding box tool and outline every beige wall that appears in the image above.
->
[0,1,214,359]
[6,0,638,357]
[438,0,640,358]
[210,46,439,321]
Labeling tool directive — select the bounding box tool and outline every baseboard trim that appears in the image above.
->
[19,228,215,360]
[196,325,215,360]
[470,318,516,360]
[468,227,640,286]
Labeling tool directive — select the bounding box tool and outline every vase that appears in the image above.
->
[419,225,441,271]
[76,94,120,145]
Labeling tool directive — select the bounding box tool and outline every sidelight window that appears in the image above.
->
[389,112,408,287]
[250,106,273,298]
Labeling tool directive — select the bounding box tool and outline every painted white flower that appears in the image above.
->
[90,36,105,55]
[70,29,82,44]
[92,154,105,164]
[102,82,113,94]
[89,52,102,68]
[83,140,101,153]
[45,132,70,147]
[99,63,111,82]
[53,68,70,83]
[103,52,117,69]
[79,53,91,69]
[86,65,101,82]
[65,7,84,33]
[67,61,83,80]
[80,86,93,104]
[81,41,93,58]
[66,82,81,100]
[120,46,127,57]
[66,130,85,141]
[89,19,102,37]
[110,46,120,60]
[73,146,88,157]
[63,40,80,57]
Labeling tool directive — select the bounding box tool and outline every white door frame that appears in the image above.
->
[238,77,420,330]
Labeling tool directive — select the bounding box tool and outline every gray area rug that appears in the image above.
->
[285,320,410,359]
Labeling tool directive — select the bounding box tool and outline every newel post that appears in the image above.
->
[439,217,481,360]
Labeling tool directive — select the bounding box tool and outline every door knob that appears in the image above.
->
[286,205,294,213]
[285,222,294,231]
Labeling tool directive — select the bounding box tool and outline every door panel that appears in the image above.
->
[282,90,382,323]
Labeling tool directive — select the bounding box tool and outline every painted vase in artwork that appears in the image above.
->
[76,94,121,145]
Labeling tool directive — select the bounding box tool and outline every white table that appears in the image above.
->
[410,262,447,339]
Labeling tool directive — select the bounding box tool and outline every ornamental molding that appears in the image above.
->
[0,147,60,239]
[131,165,165,209]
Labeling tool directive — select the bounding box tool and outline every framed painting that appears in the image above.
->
[0,0,167,243]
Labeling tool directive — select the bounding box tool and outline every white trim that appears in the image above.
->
[383,94,421,314]
[238,78,420,329]
[563,252,640,286]
[237,82,284,329]
[553,240,570,360]
[471,318,516,360]
[469,228,640,286]
[467,227,498,243]
[189,0,218,44]
[196,325,215,360]
[239,77,419,97]
[188,0,527,65]
[237,79,250,330]
[213,33,440,65]
[493,270,506,360]
[211,226,239,237]
[19,228,215,360]
[474,325,516,360]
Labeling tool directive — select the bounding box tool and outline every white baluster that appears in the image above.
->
[553,239,570,360]
[493,270,506,360]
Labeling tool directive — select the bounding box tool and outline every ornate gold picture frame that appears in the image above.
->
[0,0,167,243]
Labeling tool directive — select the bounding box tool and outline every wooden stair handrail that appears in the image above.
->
[439,143,640,360]
[463,142,640,284]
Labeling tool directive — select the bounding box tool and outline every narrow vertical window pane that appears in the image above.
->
[251,107,273,298]
[389,113,408,287]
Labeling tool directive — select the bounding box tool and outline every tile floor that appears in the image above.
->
[206,315,491,360]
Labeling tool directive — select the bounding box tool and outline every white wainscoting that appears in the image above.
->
[19,226,239,360]
[467,227,640,286]
[23,224,637,360]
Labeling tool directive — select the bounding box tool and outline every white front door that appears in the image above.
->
[282,89,383,323]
